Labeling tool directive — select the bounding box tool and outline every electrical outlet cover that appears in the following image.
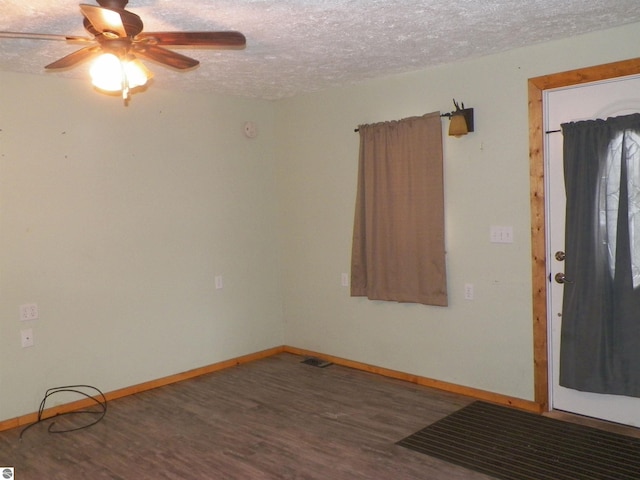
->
[21,328,34,348]
[20,303,38,321]
[464,283,474,300]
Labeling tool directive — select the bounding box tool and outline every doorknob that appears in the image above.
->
[555,251,566,261]
[554,272,573,284]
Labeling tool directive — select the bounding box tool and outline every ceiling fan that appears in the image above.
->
[0,0,246,102]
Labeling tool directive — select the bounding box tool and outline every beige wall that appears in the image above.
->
[276,22,640,401]
[1,21,640,422]
[0,74,283,420]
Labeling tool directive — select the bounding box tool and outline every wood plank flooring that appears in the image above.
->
[0,353,494,479]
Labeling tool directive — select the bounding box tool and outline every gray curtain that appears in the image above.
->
[560,113,640,397]
[350,112,447,306]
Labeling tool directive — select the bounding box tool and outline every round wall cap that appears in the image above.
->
[243,121,258,138]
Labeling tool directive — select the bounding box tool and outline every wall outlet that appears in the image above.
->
[215,275,223,290]
[464,283,474,300]
[21,328,34,348]
[341,273,349,287]
[20,303,38,321]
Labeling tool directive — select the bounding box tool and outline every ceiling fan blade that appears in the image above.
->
[45,46,100,69]
[133,44,199,70]
[0,32,92,42]
[80,4,143,38]
[136,31,246,48]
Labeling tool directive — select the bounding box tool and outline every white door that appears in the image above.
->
[546,74,640,427]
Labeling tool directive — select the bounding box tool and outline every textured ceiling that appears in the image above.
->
[1,0,640,100]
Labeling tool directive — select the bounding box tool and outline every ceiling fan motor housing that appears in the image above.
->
[97,0,129,9]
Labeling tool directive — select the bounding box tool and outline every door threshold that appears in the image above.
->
[544,409,640,438]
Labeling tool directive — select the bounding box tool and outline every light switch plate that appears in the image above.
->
[490,226,514,244]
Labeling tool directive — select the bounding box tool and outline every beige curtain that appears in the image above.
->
[350,112,447,306]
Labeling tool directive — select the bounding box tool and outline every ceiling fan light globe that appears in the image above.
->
[90,54,150,92]
[124,59,150,89]
[90,53,123,91]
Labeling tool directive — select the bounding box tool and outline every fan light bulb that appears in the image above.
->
[90,54,150,93]
[124,60,150,89]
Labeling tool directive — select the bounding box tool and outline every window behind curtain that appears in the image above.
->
[350,112,448,306]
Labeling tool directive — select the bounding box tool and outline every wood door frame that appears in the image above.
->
[528,57,640,411]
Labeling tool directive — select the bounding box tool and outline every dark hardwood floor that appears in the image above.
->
[0,353,494,479]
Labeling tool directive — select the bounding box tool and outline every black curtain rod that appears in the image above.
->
[355,112,455,132]
[357,125,561,134]
[358,127,562,133]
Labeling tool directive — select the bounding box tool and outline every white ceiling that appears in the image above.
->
[1,0,640,100]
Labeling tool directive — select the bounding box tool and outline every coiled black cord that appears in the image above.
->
[19,385,107,439]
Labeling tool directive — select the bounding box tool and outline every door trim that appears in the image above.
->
[528,57,640,411]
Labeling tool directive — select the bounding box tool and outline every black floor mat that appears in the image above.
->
[397,401,640,480]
